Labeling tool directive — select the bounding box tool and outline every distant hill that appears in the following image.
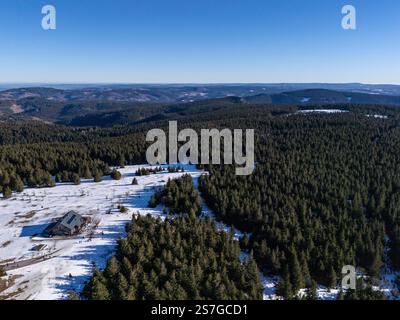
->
[244,89,400,105]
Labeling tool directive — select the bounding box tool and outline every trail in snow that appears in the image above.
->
[377,237,400,299]
[192,175,279,300]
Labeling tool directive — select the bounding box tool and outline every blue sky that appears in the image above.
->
[0,0,399,84]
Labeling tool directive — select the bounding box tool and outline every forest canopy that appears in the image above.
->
[1,102,400,299]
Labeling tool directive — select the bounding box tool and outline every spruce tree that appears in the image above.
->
[328,266,337,288]
[305,280,318,300]
[290,250,305,291]
[276,266,293,300]
[94,171,102,183]
[72,173,81,185]
[14,176,24,193]
[2,186,12,199]
[111,170,122,180]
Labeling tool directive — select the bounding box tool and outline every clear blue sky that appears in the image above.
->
[0,0,399,84]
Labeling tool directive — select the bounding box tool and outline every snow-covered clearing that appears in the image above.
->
[0,164,203,300]
[288,110,390,122]
[296,109,349,114]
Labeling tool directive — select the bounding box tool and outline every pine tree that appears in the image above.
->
[276,266,293,300]
[91,277,110,300]
[111,170,122,180]
[240,233,250,249]
[83,166,92,179]
[72,173,81,185]
[290,250,305,291]
[67,290,80,300]
[105,256,119,278]
[305,280,318,300]
[2,186,12,199]
[118,155,126,167]
[94,171,102,183]
[243,257,263,299]
[328,266,337,288]
[115,273,129,299]
[336,290,344,300]
[14,176,24,193]
[368,251,383,277]
[85,270,111,300]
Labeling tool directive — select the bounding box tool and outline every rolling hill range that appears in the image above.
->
[1,83,400,102]
[1,87,400,125]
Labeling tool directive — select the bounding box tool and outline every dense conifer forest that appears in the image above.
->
[148,174,202,216]
[82,214,263,300]
[1,101,400,299]
[198,110,400,298]
[83,176,262,300]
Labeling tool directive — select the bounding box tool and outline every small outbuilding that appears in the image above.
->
[43,211,86,237]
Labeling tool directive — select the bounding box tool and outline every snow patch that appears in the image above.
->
[366,114,388,119]
[297,109,348,114]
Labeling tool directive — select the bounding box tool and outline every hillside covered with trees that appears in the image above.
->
[198,110,400,298]
[83,176,262,300]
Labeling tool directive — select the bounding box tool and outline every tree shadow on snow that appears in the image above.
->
[53,224,128,298]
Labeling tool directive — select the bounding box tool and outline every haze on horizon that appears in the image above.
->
[0,0,399,84]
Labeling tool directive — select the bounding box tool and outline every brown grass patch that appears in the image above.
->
[0,275,23,300]
[10,103,23,114]
[17,211,36,219]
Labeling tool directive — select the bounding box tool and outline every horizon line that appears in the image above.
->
[1,82,400,86]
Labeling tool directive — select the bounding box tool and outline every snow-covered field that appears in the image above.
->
[0,164,204,300]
